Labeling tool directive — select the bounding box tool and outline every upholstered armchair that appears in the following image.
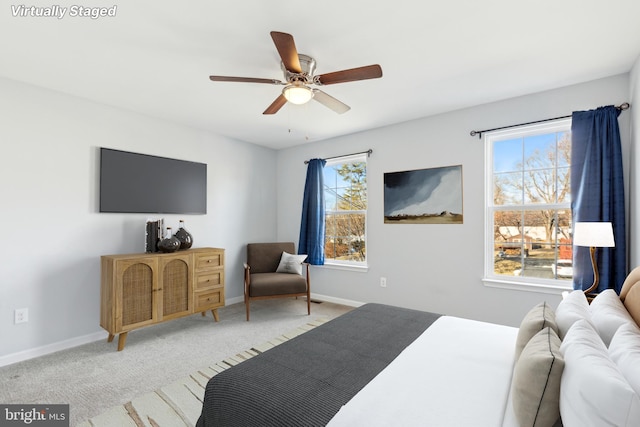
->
[244,242,310,321]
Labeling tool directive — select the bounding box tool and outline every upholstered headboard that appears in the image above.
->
[619,266,640,327]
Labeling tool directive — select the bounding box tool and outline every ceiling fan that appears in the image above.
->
[209,31,383,115]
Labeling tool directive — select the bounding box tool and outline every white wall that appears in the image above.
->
[277,74,631,327]
[2,70,635,364]
[629,55,640,268]
[0,77,277,361]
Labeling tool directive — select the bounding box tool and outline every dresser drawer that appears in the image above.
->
[195,271,224,290]
[195,251,223,271]
[195,290,224,311]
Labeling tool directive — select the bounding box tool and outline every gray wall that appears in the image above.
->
[277,74,632,327]
[0,77,277,362]
[630,56,640,268]
[2,66,638,364]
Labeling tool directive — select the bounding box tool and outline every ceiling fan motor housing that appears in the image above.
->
[281,54,316,83]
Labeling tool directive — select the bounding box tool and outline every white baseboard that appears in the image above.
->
[310,293,364,307]
[0,330,108,368]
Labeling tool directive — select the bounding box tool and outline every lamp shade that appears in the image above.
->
[283,84,313,105]
[573,222,615,248]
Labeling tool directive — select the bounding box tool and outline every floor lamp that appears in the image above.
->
[573,222,615,295]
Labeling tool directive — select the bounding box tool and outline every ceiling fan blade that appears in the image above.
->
[312,90,350,114]
[209,75,284,85]
[316,64,383,85]
[270,31,302,74]
[263,94,288,115]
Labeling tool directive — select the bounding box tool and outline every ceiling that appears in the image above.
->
[2,1,640,150]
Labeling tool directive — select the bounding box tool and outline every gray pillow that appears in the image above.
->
[515,302,558,360]
[275,252,308,275]
[512,327,564,427]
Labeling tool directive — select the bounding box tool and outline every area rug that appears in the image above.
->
[77,318,328,427]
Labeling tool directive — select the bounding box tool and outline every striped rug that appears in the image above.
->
[78,318,328,427]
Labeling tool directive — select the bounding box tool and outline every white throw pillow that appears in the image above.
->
[609,322,640,396]
[555,290,592,339]
[559,319,640,427]
[276,252,308,275]
[590,289,635,347]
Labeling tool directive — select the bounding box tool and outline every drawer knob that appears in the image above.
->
[207,260,212,263]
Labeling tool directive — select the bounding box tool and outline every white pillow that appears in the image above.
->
[590,289,635,347]
[555,290,592,339]
[559,319,640,427]
[275,252,308,275]
[609,322,640,396]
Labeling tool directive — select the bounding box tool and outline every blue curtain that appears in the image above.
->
[571,106,626,293]
[299,158,327,265]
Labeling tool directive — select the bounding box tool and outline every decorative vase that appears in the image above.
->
[175,220,193,250]
[158,227,180,253]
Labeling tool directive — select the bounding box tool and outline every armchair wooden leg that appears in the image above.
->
[246,298,250,321]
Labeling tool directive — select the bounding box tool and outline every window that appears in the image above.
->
[485,119,572,289]
[323,154,367,267]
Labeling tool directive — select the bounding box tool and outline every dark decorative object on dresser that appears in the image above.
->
[158,227,180,253]
[175,219,193,249]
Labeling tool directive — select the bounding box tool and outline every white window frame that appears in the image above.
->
[483,119,573,294]
[323,153,368,271]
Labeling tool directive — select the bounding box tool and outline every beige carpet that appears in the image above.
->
[0,299,352,426]
[78,317,328,427]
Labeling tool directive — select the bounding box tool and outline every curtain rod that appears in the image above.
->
[469,102,630,139]
[304,149,373,164]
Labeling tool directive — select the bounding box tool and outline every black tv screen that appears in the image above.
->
[100,148,207,214]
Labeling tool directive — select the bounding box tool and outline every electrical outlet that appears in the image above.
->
[15,308,28,324]
[380,277,387,287]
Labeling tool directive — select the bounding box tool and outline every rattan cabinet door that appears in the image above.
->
[159,253,192,320]
[116,257,158,332]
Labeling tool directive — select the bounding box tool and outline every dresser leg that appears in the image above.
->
[117,332,128,351]
[107,334,115,343]
[211,309,219,322]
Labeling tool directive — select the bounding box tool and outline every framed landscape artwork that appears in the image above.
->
[384,164,463,224]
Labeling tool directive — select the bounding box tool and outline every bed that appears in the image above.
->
[197,268,640,427]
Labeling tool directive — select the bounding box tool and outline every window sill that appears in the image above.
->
[482,277,572,295]
[319,262,369,273]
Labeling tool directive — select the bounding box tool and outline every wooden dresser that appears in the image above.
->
[100,247,224,350]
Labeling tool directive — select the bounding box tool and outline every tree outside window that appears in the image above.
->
[487,120,572,285]
[324,156,367,265]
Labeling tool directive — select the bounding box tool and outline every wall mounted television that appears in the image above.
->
[100,148,207,214]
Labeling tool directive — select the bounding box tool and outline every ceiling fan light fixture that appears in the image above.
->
[282,84,313,105]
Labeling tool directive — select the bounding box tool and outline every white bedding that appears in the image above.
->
[327,316,519,427]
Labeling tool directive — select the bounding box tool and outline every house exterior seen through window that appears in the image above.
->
[323,154,367,267]
[485,119,573,289]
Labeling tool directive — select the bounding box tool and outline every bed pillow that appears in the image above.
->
[511,327,564,427]
[589,289,635,347]
[515,302,558,360]
[623,281,640,328]
[559,319,640,427]
[275,252,307,275]
[555,290,592,339]
[609,322,640,396]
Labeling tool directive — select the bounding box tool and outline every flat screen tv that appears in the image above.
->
[100,148,207,214]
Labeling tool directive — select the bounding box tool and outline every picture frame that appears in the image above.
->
[384,164,463,224]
